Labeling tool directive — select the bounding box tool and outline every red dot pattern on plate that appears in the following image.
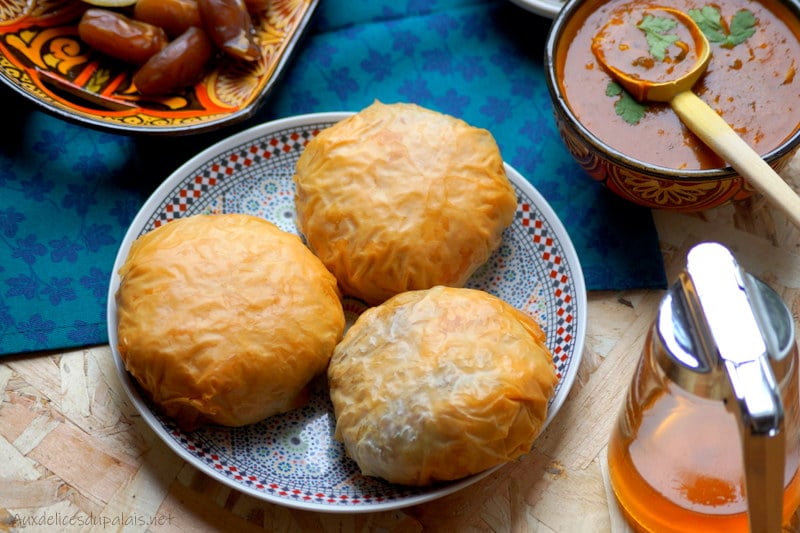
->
[151,131,313,227]
[517,202,573,381]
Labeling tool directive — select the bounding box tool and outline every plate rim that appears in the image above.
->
[507,0,562,18]
[106,111,587,513]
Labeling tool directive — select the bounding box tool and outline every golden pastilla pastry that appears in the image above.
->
[115,214,345,430]
[328,286,557,486]
[293,101,518,305]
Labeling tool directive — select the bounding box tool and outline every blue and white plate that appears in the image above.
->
[107,112,587,512]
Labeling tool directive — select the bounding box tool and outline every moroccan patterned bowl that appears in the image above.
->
[0,0,317,135]
[544,0,800,211]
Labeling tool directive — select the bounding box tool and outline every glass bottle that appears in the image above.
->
[608,242,800,532]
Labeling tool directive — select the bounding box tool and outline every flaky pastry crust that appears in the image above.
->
[115,214,345,430]
[293,101,517,305]
[328,286,557,485]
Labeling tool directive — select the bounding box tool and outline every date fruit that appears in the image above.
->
[78,9,168,65]
[133,26,215,95]
[198,0,260,61]
[133,0,203,39]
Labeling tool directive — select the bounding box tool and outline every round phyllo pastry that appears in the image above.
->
[293,101,518,305]
[327,286,557,486]
[115,214,345,430]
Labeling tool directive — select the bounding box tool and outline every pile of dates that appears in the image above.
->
[78,0,269,95]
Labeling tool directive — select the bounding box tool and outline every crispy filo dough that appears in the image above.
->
[116,214,345,430]
[293,101,518,305]
[328,286,557,486]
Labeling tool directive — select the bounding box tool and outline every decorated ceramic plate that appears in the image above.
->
[107,112,587,512]
[508,0,563,18]
[0,0,317,135]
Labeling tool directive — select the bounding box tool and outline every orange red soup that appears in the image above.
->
[557,0,800,170]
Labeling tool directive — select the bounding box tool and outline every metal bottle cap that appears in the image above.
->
[655,243,796,399]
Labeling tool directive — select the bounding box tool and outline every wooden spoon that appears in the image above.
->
[592,6,800,229]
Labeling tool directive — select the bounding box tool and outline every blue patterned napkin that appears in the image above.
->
[0,0,666,356]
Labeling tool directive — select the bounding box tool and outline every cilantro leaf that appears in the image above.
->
[727,9,757,47]
[605,82,623,97]
[606,82,647,125]
[688,6,728,43]
[637,15,680,61]
[689,6,757,48]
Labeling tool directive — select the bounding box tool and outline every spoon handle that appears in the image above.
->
[671,90,800,230]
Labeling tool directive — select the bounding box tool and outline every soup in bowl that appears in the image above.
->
[545,0,800,211]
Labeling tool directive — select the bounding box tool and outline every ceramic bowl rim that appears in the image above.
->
[544,0,800,182]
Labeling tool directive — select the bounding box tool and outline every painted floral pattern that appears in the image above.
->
[0,112,142,353]
[0,0,666,355]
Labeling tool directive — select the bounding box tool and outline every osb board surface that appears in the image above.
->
[2,157,800,532]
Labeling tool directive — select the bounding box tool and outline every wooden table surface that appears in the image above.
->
[2,156,799,532]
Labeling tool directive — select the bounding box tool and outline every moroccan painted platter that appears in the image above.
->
[107,112,587,512]
[0,0,317,135]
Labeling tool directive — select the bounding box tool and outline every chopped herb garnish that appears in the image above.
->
[607,82,648,124]
[689,6,757,48]
[604,6,758,126]
[637,14,680,61]
[688,6,728,42]
[728,9,757,46]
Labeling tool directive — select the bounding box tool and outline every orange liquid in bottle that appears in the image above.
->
[608,385,800,532]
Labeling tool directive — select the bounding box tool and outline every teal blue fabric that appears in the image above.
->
[0,0,666,356]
